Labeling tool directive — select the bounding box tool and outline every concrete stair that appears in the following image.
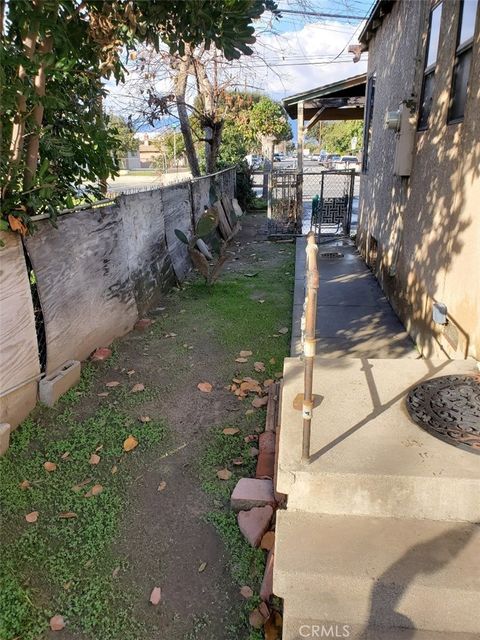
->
[273,356,480,638]
[274,511,480,637]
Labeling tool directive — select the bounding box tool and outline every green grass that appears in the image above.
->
[0,368,168,640]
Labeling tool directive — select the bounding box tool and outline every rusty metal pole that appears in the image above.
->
[302,231,319,463]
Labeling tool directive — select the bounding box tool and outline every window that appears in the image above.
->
[448,0,478,122]
[418,2,443,130]
[362,73,376,172]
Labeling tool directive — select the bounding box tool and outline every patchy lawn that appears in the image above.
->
[0,214,294,640]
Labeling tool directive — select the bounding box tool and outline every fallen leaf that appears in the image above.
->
[97,392,109,397]
[105,381,120,387]
[258,299,265,304]
[59,512,77,519]
[274,372,283,379]
[222,427,239,435]
[44,461,57,472]
[235,357,248,363]
[244,272,259,278]
[164,332,177,338]
[240,381,262,394]
[263,379,274,388]
[245,409,255,416]
[157,480,167,492]
[131,383,145,393]
[49,615,66,631]
[72,478,92,492]
[61,451,70,460]
[261,531,275,550]
[63,581,72,590]
[95,445,103,452]
[139,415,151,423]
[244,434,258,442]
[259,602,270,619]
[25,511,39,523]
[249,608,266,629]
[252,396,269,409]
[232,378,242,384]
[127,369,135,376]
[8,214,28,236]
[269,358,276,364]
[112,566,120,578]
[240,585,253,599]
[89,453,101,465]
[232,457,244,465]
[254,361,265,372]
[19,480,31,490]
[197,382,213,393]
[217,468,232,480]
[278,327,288,334]
[149,586,162,605]
[111,465,118,475]
[239,350,253,357]
[85,484,103,497]
[198,561,207,573]
[123,435,139,452]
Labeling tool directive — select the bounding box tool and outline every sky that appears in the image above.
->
[105,0,374,133]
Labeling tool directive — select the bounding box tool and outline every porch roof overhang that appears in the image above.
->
[282,73,367,125]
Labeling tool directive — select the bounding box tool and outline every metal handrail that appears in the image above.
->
[301,231,319,462]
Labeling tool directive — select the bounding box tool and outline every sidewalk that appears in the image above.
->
[291,237,417,358]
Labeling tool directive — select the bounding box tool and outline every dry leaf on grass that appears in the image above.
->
[49,615,66,631]
[235,357,248,363]
[157,480,167,492]
[232,457,244,465]
[278,327,288,334]
[222,427,239,435]
[252,396,269,409]
[25,511,39,523]
[139,415,151,423]
[240,585,253,599]
[149,586,162,605]
[43,461,57,472]
[197,382,213,393]
[89,453,101,465]
[111,465,118,475]
[245,409,255,416]
[249,608,267,629]
[131,383,145,393]
[263,379,274,388]
[59,512,77,519]
[112,566,120,578]
[19,480,31,490]
[105,381,120,387]
[269,357,276,364]
[254,362,265,372]
[239,350,253,357]
[127,369,135,376]
[123,435,138,452]
[85,484,103,497]
[217,468,232,480]
[97,392,109,397]
[61,451,70,460]
[198,561,207,573]
[72,478,92,492]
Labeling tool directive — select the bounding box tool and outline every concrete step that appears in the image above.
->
[277,357,480,521]
[273,511,480,635]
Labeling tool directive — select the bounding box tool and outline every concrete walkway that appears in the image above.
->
[291,237,417,358]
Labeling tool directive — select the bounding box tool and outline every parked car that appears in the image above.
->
[339,155,359,168]
[320,153,341,168]
[245,154,264,170]
[273,153,283,162]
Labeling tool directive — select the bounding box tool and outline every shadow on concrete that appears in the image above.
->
[360,521,480,638]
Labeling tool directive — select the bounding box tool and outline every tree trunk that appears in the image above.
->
[193,54,223,174]
[175,56,200,177]
[23,36,53,191]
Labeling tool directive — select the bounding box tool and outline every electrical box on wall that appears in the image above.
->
[385,102,416,177]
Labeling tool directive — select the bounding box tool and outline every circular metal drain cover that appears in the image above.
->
[406,374,480,454]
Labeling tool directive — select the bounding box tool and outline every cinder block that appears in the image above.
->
[39,360,81,407]
[0,423,11,456]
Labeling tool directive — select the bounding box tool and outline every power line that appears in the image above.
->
[278,9,365,19]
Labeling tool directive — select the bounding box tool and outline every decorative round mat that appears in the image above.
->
[406,374,480,454]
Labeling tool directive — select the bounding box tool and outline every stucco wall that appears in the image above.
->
[358,0,480,359]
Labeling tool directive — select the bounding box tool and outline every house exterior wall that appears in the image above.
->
[358,0,480,359]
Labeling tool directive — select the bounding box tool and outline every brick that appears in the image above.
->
[91,347,112,362]
[255,450,275,479]
[238,505,273,547]
[0,423,11,456]
[260,549,274,601]
[231,478,275,512]
[39,360,81,407]
[259,431,275,454]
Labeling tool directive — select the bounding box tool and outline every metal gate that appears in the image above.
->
[267,169,300,236]
[304,170,355,236]
[267,168,356,237]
